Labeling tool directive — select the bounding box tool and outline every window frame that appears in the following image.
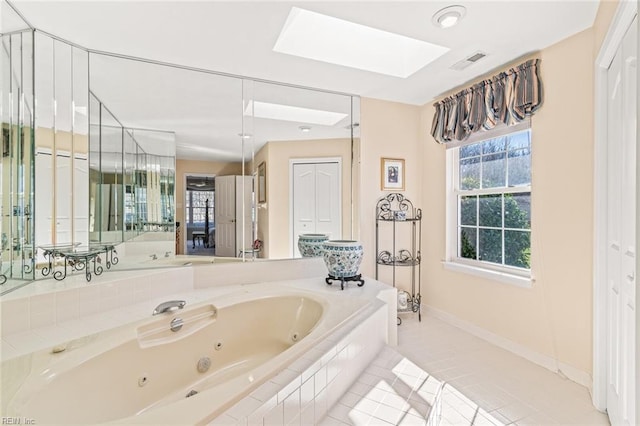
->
[445,122,533,286]
[185,190,214,226]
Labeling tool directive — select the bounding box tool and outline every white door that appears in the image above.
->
[74,154,89,246]
[236,176,254,253]
[55,153,72,243]
[606,15,637,426]
[292,162,340,257]
[215,176,236,257]
[35,150,53,260]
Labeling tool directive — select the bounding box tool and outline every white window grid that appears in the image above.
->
[448,128,531,276]
[186,190,214,225]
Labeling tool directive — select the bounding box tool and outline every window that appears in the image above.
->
[186,190,214,225]
[450,128,531,276]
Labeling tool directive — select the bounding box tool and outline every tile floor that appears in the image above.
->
[321,313,610,425]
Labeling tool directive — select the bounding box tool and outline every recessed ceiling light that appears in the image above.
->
[299,126,311,133]
[274,7,449,78]
[432,5,466,29]
[238,133,252,139]
[244,100,347,126]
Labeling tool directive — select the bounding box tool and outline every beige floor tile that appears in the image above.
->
[319,313,609,426]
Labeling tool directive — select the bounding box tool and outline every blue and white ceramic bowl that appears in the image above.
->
[322,240,363,278]
[298,234,329,257]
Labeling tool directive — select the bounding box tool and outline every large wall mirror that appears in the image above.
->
[1,24,35,290]
[0,15,360,293]
[88,53,360,266]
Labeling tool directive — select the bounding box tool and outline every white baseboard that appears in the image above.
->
[424,305,593,391]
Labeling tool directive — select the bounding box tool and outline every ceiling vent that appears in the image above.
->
[450,52,487,71]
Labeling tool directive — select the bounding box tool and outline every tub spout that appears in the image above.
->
[152,300,186,315]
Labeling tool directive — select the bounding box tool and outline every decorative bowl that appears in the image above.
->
[322,240,363,278]
[297,234,329,257]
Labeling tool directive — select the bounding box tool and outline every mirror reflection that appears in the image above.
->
[0,23,360,293]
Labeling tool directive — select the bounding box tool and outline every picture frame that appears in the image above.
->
[257,161,267,203]
[381,157,405,191]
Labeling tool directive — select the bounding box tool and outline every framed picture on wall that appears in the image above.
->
[381,157,405,191]
[258,161,267,203]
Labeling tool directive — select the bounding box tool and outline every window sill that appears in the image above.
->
[442,261,533,288]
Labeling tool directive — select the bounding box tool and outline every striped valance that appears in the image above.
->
[431,59,542,144]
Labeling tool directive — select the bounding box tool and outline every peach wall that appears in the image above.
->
[359,98,423,292]
[175,159,243,254]
[355,2,620,381]
[417,27,599,379]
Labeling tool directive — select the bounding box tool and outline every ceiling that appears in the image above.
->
[11,0,600,105]
[6,1,600,161]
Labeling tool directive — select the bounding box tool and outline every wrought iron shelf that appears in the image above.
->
[375,193,422,325]
[397,295,422,314]
[376,249,421,267]
[376,258,420,267]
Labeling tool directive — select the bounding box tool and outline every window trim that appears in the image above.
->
[445,126,532,285]
[186,189,214,225]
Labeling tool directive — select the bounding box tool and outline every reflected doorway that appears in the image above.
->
[185,174,215,256]
[291,158,341,257]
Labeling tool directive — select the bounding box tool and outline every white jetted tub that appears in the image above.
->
[1,286,371,424]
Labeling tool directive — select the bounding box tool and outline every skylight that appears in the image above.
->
[273,7,449,78]
[244,100,348,126]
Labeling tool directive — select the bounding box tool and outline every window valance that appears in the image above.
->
[431,58,542,144]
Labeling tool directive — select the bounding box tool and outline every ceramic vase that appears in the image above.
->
[322,240,363,278]
[297,234,329,257]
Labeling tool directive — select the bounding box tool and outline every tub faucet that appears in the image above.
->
[150,254,157,260]
[153,300,186,315]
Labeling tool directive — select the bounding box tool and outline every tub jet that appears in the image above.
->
[186,390,198,398]
[197,357,211,373]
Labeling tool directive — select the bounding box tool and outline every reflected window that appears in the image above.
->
[186,190,214,225]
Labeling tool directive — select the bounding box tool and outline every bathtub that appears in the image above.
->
[1,286,372,424]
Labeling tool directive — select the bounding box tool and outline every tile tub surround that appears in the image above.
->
[0,258,396,424]
[210,298,389,426]
[0,257,332,341]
